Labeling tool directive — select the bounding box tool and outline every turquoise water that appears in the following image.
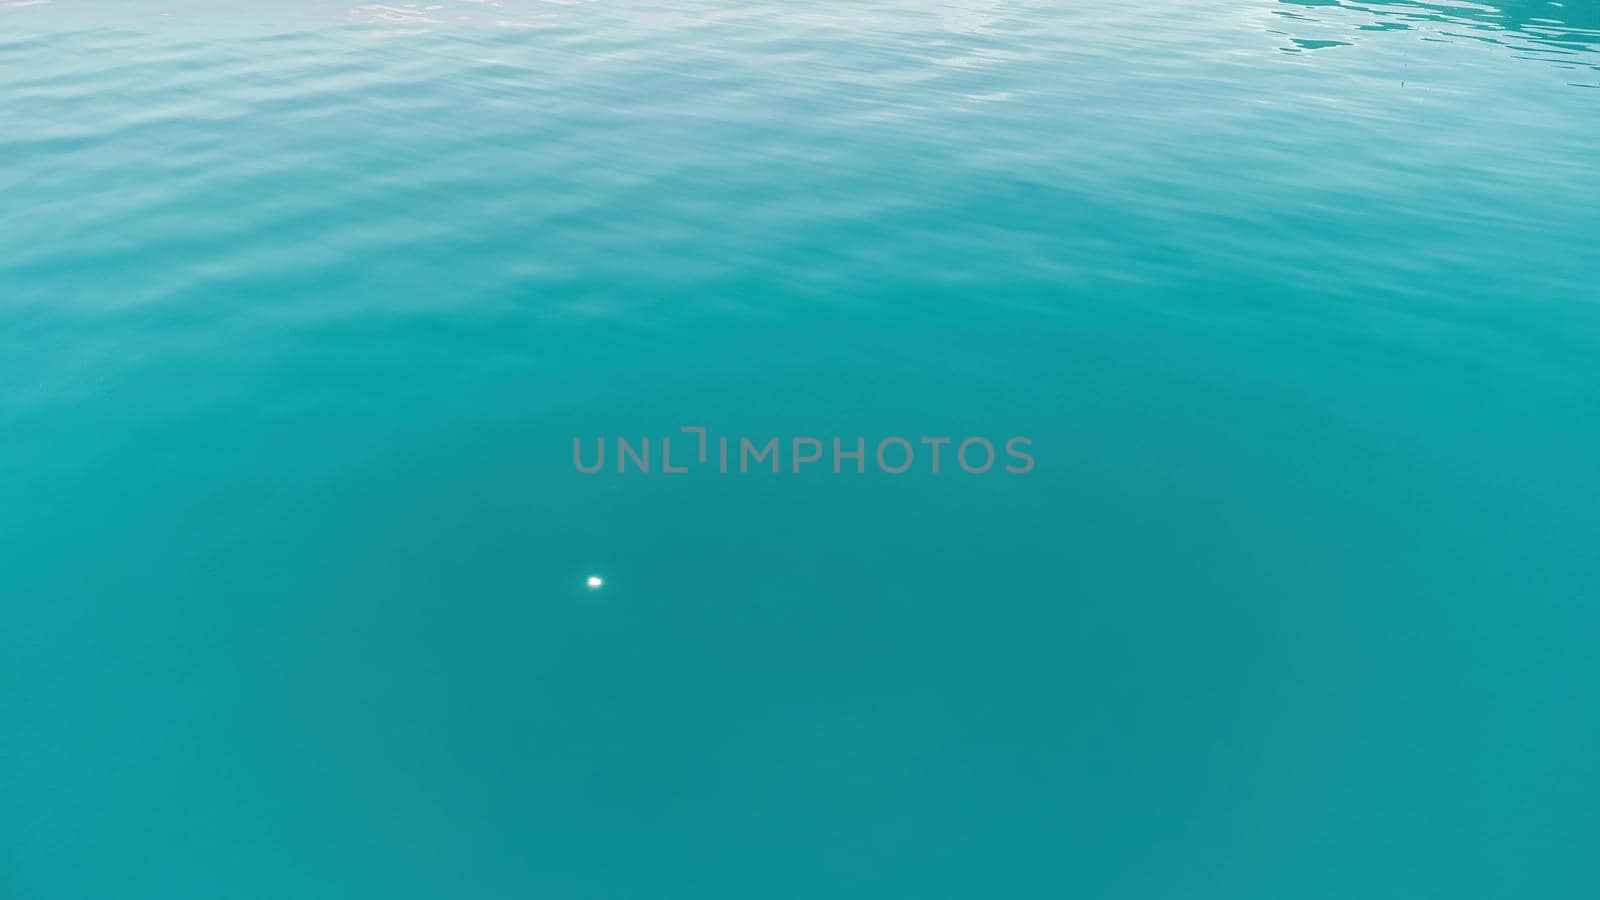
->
[4,1,1599,896]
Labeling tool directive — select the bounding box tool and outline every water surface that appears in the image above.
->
[4,2,1598,898]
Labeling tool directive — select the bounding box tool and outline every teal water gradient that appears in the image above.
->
[3,1,1599,897]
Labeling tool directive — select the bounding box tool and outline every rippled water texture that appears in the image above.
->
[4,2,1598,898]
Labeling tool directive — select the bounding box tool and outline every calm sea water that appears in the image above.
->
[4,1,1598,897]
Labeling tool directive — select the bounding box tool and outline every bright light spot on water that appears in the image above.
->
[585,575,603,590]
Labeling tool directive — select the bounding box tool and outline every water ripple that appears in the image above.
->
[1273,0,1600,77]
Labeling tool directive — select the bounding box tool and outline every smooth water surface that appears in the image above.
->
[4,1,1598,897]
